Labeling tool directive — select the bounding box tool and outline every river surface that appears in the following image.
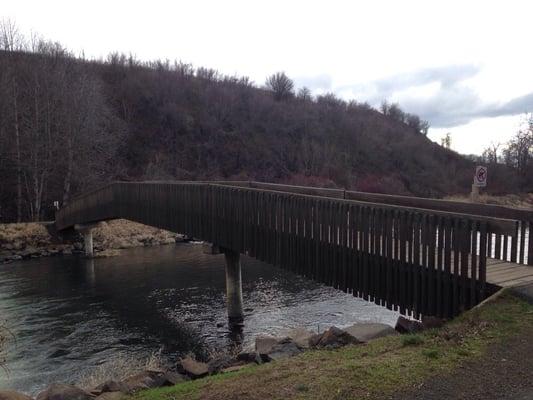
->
[0,243,398,394]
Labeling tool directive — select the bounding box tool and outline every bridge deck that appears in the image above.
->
[487,258,533,287]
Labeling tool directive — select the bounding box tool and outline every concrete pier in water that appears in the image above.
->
[222,248,244,327]
[74,223,98,258]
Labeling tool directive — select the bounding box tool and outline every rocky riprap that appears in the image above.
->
[0,318,442,400]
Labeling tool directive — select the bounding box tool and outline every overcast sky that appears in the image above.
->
[3,0,533,155]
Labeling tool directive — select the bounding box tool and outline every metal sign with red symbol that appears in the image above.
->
[473,166,487,187]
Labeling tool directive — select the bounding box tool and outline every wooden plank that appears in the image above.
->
[427,215,436,316]
[470,221,478,308]
[519,221,526,265]
[452,218,460,315]
[495,233,502,260]
[497,276,533,287]
[527,220,533,265]
[503,234,509,262]
[511,223,518,263]
[412,213,421,316]
[435,216,444,317]
[479,221,487,300]
[529,221,533,266]
[443,217,452,318]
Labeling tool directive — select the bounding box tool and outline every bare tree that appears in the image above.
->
[482,142,500,164]
[0,19,25,221]
[440,132,452,149]
[265,72,294,101]
[503,114,533,176]
[297,86,312,101]
[0,18,23,51]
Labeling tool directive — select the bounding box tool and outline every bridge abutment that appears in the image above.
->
[222,247,244,328]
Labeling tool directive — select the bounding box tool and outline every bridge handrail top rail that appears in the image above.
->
[116,180,532,221]
[242,181,533,221]
[60,181,518,235]
[204,182,517,234]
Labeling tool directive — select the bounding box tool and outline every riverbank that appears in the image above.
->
[129,291,533,400]
[0,219,180,264]
[445,193,533,209]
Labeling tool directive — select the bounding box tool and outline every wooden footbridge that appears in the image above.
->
[55,181,533,322]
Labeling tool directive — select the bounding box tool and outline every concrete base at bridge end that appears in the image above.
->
[74,223,101,258]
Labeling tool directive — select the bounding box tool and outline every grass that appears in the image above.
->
[400,334,424,346]
[131,292,533,400]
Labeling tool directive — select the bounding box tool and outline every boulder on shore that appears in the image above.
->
[0,390,34,400]
[208,355,237,374]
[177,356,209,379]
[236,352,262,364]
[119,371,170,392]
[93,380,129,395]
[343,323,398,343]
[395,316,424,334]
[266,338,302,361]
[36,383,93,400]
[285,328,315,349]
[255,336,279,356]
[255,336,303,361]
[310,326,362,349]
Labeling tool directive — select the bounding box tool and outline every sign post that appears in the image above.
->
[471,166,487,202]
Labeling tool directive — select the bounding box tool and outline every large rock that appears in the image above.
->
[161,371,188,385]
[20,247,39,259]
[93,380,129,394]
[119,371,168,392]
[266,338,302,361]
[0,390,33,400]
[207,356,235,374]
[395,316,424,334]
[255,336,278,356]
[285,328,315,349]
[236,352,262,364]
[311,326,362,349]
[178,356,209,379]
[343,323,398,343]
[36,384,93,400]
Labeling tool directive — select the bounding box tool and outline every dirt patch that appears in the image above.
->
[392,327,533,400]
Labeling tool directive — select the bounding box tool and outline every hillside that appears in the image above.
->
[0,45,498,223]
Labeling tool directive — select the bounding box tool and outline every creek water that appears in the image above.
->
[0,243,398,394]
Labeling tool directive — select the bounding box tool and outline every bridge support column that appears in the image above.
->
[222,248,244,328]
[75,223,99,258]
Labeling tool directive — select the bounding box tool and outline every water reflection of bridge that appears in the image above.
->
[55,181,533,325]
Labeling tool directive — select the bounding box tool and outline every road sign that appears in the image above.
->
[473,166,487,187]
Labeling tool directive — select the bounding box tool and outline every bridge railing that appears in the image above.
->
[212,181,532,266]
[56,181,524,318]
